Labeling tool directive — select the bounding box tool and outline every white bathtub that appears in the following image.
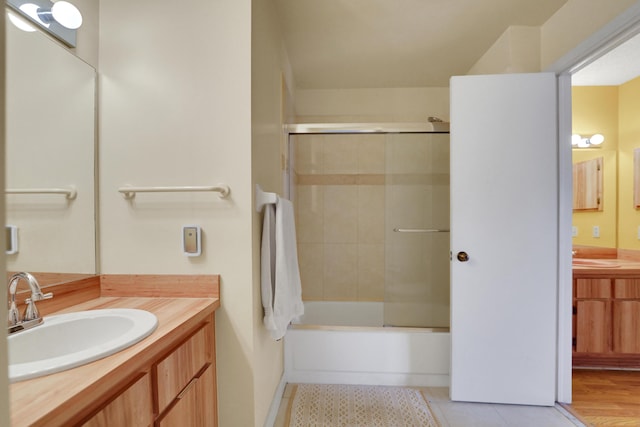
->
[285,301,450,387]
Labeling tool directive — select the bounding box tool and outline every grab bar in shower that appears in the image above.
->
[393,228,450,233]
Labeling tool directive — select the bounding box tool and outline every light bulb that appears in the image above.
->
[51,1,82,29]
[589,134,604,145]
[19,3,49,27]
[577,138,590,148]
[7,11,37,32]
[571,134,581,146]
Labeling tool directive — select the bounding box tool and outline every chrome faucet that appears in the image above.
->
[7,272,53,334]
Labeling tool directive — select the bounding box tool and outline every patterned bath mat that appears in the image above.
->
[286,383,440,427]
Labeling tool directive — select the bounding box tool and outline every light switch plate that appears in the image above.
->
[182,225,201,256]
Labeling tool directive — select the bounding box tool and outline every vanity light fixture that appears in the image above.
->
[572,133,604,148]
[6,0,82,47]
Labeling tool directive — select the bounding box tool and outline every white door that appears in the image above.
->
[450,73,558,406]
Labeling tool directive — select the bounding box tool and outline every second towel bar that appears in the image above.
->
[119,184,230,199]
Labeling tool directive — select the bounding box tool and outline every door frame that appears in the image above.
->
[547,2,640,403]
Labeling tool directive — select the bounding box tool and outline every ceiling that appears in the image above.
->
[274,0,568,89]
[572,33,640,86]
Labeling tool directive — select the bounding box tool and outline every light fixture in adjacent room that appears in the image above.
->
[572,133,605,148]
[6,0,82,47]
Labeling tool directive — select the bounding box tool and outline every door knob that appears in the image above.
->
[457,251,469,262]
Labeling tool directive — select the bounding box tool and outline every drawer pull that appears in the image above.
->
[176,377,198,399]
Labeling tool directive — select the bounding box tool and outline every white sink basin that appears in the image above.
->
[8,308,158,382]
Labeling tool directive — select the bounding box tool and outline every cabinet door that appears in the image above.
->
[576,278,611,299]
[156,325,210,413]
[575,300,610,353]
[158,364,216,427]
[83,373,153,427]
[613,301,640,353]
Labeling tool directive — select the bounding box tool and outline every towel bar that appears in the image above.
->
[118,184,230,199]
[6,187,77,200]
[255,185,278,212]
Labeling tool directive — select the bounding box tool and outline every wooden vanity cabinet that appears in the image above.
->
[573,277,640,367]
[81,317,217,427]
[156,321,216,426]
[574,279,611,354]
[83,373,153,427]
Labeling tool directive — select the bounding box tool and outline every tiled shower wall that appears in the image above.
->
[293,131,450,326]
[294,133,386,301]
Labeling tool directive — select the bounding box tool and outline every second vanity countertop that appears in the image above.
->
[9,294,219,427]
[573,258,640,278]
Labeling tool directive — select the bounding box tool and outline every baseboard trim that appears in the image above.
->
[263,373,287,427]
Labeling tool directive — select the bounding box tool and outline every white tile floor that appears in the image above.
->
[274,384,586,427]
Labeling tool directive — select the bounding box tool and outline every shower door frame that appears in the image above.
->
[283,123,451,327]
[283,122,450,198]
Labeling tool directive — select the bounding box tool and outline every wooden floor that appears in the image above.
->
[567,369,640,427]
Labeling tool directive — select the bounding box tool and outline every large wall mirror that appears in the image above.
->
[6,11,96,285]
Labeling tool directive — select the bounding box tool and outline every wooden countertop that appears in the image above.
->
[573,258,640,278]
[9,296,219,427]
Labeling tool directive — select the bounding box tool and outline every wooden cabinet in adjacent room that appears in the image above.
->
[573,277,640,367]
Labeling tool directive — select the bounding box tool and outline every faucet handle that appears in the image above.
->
[7,301,20,326]
[32,292,53,302]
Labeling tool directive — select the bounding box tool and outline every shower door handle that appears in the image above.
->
[456,251,469,262]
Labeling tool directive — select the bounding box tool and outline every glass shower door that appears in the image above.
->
[384,133,450,328]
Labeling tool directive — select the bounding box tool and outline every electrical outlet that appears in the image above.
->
[572,226,577,237]
[592,226,600,238]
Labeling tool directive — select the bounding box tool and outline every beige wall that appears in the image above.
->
[470,1,638,75]
[99,1,255,426]
[467,26,541,75]
[296,87,450,123]
[251,0,294,424]
[540,0,637,70]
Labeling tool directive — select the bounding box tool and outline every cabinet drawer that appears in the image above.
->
[157,324,210,413]
[576,278,611,299]
[83,373,153,427]
[614,279,640,299]
[158,364,215,427]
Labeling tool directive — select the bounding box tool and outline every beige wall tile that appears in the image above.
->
[296,185,324,243]
[358,243,385,301]
[385,185,427,229]
[358,186,385,244]
[324,185,358,243]
[386,134,429,174]
[323,243,358,300]
[294,134,324,174]
[323,135,359,174]
[298,243,324,300]
[358,134,386,174]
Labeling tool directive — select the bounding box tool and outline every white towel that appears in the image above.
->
[261,196,304,340]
